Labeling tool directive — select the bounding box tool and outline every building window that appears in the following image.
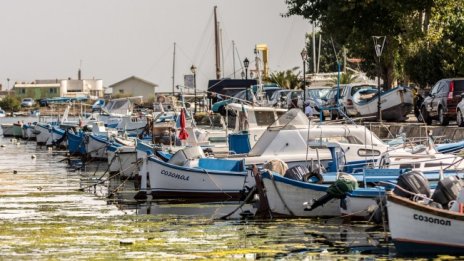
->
[119,89,124,94]
[21,89,25,94]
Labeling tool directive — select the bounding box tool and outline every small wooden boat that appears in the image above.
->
[352,86,413,121]
[1,123,22,137]
[387,191,464,255]
[139,146,251,201]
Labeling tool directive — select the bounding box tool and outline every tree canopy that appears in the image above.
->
[286,0,464,89]
[264,67,302,89]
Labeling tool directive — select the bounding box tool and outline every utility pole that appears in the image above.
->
[232,40,236,78]
[172,42,176,96]
[373,36,386,122]
[214,6,221,79]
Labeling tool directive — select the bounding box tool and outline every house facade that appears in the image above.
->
[14,81,63,100]
[109,76,158,102]
[13,79,103,100]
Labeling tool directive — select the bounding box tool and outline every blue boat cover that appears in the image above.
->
[198,158,244,172]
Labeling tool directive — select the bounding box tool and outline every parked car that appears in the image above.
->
[322,87,341,119]
[421,78,464,126]
[338,83,376,116]
[284,89,327,118]
[20,98,35,107]
[306,87,332,117]
[38,98,49,107]
[268,89,299,108]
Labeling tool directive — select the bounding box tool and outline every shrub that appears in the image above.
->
[0,96,21,111]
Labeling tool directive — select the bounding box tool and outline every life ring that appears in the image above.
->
[304,172,324,184]
[157,95,166,103]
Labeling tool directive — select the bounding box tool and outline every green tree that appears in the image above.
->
[0,96,20,111]
[331,72,357,85]
[285,0,433,89]
[265,67,302,89]
[305,32,337,73]
[404,0,464,87]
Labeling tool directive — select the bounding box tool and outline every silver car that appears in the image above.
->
[21,98,35,107]
[337,83,376,116]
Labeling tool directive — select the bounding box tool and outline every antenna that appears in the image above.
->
[78,60,82,80]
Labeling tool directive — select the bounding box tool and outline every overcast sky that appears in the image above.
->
[0,1,312,92]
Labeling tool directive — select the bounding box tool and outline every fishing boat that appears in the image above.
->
[387,189,464,255]
[1,122,22,138]
[67,130,86,155]
[352,86,413,121]
[138,146,251,201]
[22,123,37,140]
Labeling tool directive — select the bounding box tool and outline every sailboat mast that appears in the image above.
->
[172,42,176,96]
[232,40,236,78]
[214,6,221,79]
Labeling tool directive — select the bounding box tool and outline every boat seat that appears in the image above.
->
[363,168,406,183]
[198,158,244,172]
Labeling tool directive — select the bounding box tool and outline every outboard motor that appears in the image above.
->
[432,176,464,208]
[393,171,431,199]
[284,165,310,181]
[304,173,358,211]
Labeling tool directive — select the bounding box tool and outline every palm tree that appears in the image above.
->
[265,67,302,89]
[331,72,357,85]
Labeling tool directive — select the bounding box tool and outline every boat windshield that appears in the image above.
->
[268,108,309,129]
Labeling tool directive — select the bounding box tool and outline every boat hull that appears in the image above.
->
[144,156,249,200]
[86,134,110,159]
[67,131,86,155]
[107,145,138,178]
[34,124,51,145]
[387,193,464,256]
[260,171,340,217]
[2,123,23,138]
[353,87,413,121]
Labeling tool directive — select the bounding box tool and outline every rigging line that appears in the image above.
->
[277,16,298,67]
[142,44,172,78]
[193,10,214,63]
[196,31,215,72]
[222,44,233,76]
[176,43,195,66]
[234,42,244,71]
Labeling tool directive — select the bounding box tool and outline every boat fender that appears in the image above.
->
[304,171,324,184]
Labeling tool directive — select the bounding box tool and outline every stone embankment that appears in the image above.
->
[366,122,464,142]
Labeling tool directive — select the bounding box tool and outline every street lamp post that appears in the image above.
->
[373,36,386,122]
[190,65,197,114]
[6,78,10,96]
[243,58,249,101]
[300,48,308,112]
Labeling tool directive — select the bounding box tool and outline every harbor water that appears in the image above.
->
[0,117,394,259]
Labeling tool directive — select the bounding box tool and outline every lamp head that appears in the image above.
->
[300,48,308,60]
[190,65,197,74]
[243,58,249,69]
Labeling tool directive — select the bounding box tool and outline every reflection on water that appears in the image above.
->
[0,126,395,259]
